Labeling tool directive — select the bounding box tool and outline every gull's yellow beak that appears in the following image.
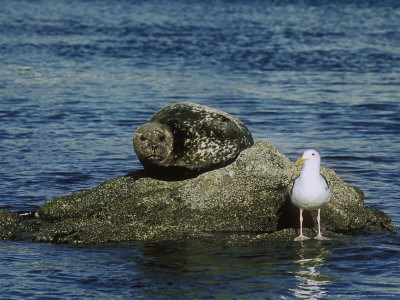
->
[296,157,307,165]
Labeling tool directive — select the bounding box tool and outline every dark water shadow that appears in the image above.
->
[124,167,200,182]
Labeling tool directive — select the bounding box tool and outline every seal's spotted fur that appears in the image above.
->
[133,102,254,178]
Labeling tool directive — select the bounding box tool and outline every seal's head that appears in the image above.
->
[133,122,174,167]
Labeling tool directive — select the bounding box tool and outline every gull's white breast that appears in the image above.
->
[291,175,331,210]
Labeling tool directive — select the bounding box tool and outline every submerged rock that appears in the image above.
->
[0,142,397,245]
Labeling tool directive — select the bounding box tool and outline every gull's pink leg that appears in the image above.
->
[294,209,310,242]
[314,209,330,240]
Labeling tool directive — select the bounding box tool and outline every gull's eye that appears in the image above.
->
[312,153,315,156]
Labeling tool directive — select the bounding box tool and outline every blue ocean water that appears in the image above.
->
[1,0,399,298]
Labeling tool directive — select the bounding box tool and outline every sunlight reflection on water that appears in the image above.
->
[291,243,332,299]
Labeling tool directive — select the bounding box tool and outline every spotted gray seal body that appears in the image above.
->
[133,102,254,178]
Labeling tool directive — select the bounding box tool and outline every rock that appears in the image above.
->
[0,209,21,240]
[0,210,40,241]
[1,142,397,245]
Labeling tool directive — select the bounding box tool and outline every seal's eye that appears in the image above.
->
[159,135,165,142]
[220,116,229,122]
[140,136,146,141]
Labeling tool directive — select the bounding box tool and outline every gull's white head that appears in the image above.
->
[296,149,321,166]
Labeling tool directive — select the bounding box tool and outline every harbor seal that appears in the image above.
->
[133,102,254,178]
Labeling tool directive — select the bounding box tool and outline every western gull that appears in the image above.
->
[291,149,331,241]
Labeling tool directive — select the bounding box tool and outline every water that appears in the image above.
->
[1,0,399,298]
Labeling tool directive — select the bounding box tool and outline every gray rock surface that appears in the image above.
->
[0,142,396,245]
